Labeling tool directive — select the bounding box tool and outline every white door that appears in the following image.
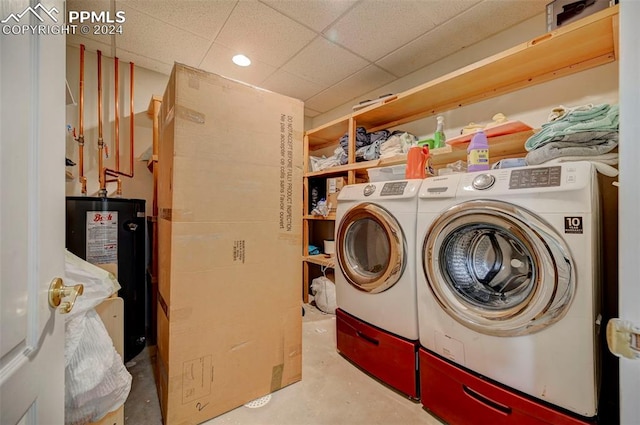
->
[618,1,640,424]
[0,0,66,423]
[336,203,407,294]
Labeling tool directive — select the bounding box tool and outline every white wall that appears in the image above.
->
[618,1,640,423]
[65,45,169,214]
[309,12,618,139]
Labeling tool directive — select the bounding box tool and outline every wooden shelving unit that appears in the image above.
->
[301,5,619,302]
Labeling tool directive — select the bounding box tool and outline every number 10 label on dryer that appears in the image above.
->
[564,216,583,234]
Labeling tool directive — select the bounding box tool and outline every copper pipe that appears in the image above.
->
[104,176,122,195]
[97,49,106,197]
[78,45,84,136]
[77,44,87,194]
[102,61,135,194]
[114,56,120,170]
[129,61,134,175]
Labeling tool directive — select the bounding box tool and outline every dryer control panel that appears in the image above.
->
[509,166,562,189]
[380,181,408,196]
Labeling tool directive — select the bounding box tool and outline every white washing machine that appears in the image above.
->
[416,162,601,420]
[334,179,421,398]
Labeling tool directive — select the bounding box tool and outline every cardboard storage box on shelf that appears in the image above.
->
[546,0,615,31]
[156,63,303,425]
[326,177,346,213]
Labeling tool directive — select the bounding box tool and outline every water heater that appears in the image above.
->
[66,196,147,362]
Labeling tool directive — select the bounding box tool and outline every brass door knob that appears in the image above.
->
[48,277,84,314]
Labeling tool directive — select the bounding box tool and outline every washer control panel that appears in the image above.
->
[380,181,408,196]
[509,166,561,189]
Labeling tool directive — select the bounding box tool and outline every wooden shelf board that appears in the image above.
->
[306,116,350,150]
[305,159,380,177]
[304,6,618,143]
[304,254,336,268]
[304,214,336,221]
[305,130,530,176]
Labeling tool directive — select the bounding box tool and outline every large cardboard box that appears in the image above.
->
[156,63,303,424]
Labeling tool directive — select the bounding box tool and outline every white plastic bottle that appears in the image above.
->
[433,116,446,148]
[467,130,490,172]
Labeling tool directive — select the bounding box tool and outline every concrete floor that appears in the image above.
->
[123,304,444,425]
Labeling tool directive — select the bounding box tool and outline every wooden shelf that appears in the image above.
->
[305,160,380,177]
[306,5,618,144]
[304,254,336,268]
[300,5,619,304]
[304,214,336,221]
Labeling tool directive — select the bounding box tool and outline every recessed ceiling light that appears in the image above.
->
[232,54,251,67]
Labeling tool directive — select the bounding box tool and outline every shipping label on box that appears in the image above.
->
[326,177,346,213]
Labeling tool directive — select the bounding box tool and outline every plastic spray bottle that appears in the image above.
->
[467,131,490,172]
[433,116,446,148]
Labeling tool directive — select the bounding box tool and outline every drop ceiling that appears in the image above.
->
[66,0,549,119]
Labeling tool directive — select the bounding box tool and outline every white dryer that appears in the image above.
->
[416,162,601,421]
[334,179,421,398]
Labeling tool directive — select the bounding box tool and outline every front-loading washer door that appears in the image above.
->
[337,203,406,294]
[423,199,575,336]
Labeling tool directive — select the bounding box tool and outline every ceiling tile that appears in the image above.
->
[305,65,395,113]
[260,0,357,32]
[114,48,174,75]
[282,36,369,87]
[66,34,115,57]
[65,0,549,119]
[115,4,211,70]
[199,42,277,88]
[459,0,549,35]
[374,13,478,78]
[376,0,548,78]
[67,0,112,16]
[214,0,317,68]
[66,0,116,54]
[261,70,324,102]
[324,0,478,62]
[304,107,322,118]
[120,0,237,40]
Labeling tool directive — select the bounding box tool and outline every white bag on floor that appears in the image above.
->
[311,276,337,314]
[64,250,132,425]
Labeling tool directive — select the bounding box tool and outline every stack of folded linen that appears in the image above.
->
[338,127,393,163]
[334,127,419,164]
[525,103,619,176]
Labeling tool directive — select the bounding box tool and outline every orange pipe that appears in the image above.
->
[97,50,105,196]
[130,62,134,175]
[114,57,120,170]
[78,45,84,136]
[103,61,135,195]
[78,44,87,194]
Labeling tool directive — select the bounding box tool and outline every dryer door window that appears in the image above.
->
[337,203,406,293]
[423,199,575,336]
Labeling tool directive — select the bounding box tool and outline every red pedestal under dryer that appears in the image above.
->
[419,349,596,425]
[334,180,423,399]
[337,309,419,399]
